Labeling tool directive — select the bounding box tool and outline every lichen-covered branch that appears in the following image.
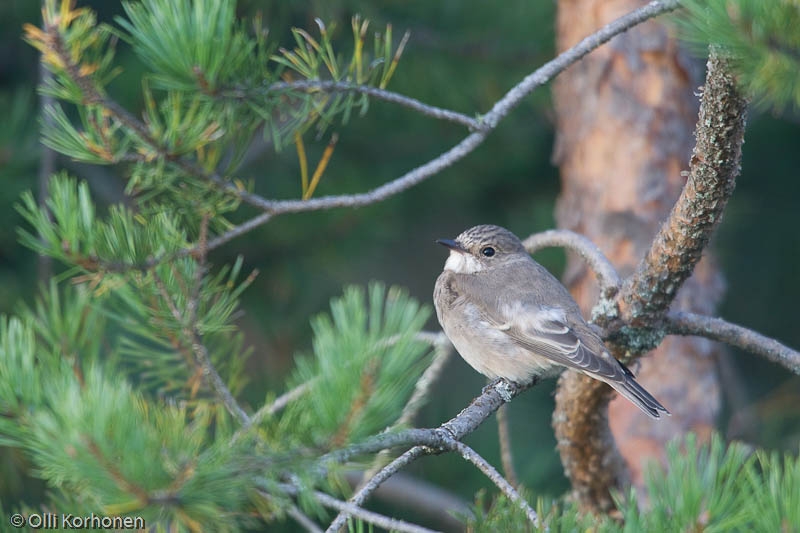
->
[619,49,748,327]
[553,48,748,513]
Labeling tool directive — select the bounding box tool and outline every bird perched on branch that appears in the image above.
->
[433,224,668,419]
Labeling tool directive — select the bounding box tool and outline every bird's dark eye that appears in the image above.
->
[481,246,495,257]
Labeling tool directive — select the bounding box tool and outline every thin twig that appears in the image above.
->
[206,212,273,251]
[185,214,209,327]
[151,271,250,425]
[37,50,55,282]
[251,80,481,131]
[414,330,450,346]
[342,471,471,529]
[230,380,314,445]
[237,331,446,448]
[188,332,251,424]
[326,447,427,533]
[243,1,682,217]
[396,334,453,427]
[286,504,324,533]
[261,380,314,417]
[452,440,538,526]
[309,489,440,533]
[319,379,534,468]
[666,311,800,375]
[524,229,622,297]
[496,404,519,488]
[151,270,187,325]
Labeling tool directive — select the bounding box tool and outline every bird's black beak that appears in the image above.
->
[436,238,466,253]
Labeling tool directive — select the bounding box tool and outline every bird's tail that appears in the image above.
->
[606,376,670,419]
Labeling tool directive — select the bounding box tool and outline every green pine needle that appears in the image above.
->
[272,283,433,450]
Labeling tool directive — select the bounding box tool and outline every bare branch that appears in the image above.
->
[666,312,800,375]
[524,229,621,296]
[254,81,481,131]
[206,212,273,252]
[356,336,453,493]
[496,404,519,488]
[263,381,314,417]
[286,504,324,533]
[619,48,748,326]
[230,380,314,446]
[323,379,537,532]
[342,471,471,530]
[320,379,533,467]
[37,53,56,282]
[151,271,250,425]
[396,335,453,427]
[326,447,427,533]
[451,440,538,526]
[479,0,680,130]
[249,0,681,218]
[42,0,679,245]
[188,333,250,424]
[307,489,440,533]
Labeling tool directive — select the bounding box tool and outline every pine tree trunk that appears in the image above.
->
[551,0,724,510]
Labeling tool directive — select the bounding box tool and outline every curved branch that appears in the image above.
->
[666,311,800,375]
[248,0,681,216]
[524,229,621,295]
[42,0,679,224]
[619,49,748,326]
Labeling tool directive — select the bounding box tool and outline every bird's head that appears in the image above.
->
[436,224,528,274]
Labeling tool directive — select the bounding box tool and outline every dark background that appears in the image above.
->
[1,0,798,509]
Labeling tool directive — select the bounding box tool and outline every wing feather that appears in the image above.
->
[484,302,626,381]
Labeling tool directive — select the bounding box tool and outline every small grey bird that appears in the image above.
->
[433,224,668,419]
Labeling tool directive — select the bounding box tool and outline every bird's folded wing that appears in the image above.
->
[485,302,626,381]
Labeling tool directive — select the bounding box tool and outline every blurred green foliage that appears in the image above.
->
[677,0,800,112]
[0,0,798,524]
[471,434,800,532]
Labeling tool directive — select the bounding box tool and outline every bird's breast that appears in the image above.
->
[434,276,559,382]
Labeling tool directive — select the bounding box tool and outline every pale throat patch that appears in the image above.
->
[444,251,483,274]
